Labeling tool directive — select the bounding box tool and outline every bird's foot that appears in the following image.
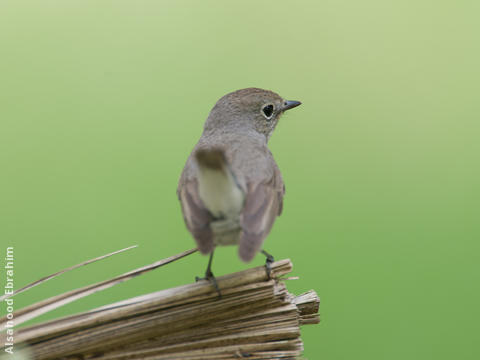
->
[195,270,221,299]
[236,352,252,358]
[261,250,275,280]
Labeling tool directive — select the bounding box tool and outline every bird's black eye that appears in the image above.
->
[262,104,274,120]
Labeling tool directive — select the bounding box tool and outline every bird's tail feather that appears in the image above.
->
[195,148,226,171]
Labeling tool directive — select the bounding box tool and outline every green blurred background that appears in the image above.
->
[1,1,479,358]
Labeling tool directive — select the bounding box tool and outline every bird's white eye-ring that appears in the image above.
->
[261,104,274,120]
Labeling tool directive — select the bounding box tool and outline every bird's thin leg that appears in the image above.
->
[195,250,221,298]
[261,249,275,280]
[205,249,215,277]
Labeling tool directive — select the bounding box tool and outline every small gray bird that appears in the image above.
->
[177,88,301,287]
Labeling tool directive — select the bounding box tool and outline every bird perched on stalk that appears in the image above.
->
[177,88,301,293]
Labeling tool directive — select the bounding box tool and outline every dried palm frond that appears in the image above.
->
[1,249,320,360]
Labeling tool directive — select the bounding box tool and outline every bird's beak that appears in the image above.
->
[283,100,302,111]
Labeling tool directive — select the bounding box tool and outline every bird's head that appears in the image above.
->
[204,88,301,140]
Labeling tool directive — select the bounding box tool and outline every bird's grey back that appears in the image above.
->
[179,129,282,194]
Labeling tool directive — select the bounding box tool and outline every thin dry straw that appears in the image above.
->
[0,247,198,328]
[0,245,138,301]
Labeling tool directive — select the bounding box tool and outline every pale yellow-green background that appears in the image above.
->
[1,1,479,358]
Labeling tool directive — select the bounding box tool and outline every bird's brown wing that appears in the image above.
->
[177,178,214,255]
[238,167,284,262]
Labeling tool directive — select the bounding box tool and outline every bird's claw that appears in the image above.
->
[261,250,275,280]
[195,270,221,299]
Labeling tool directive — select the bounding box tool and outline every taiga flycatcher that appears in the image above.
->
[177,88,301,290]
